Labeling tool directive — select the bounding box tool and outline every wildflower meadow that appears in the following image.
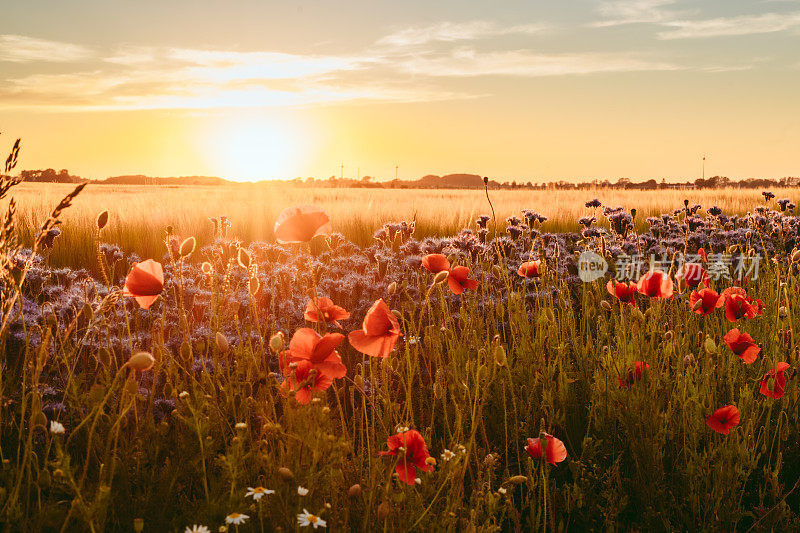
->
[2,141,800,531]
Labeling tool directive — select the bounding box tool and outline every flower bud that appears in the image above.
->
[377,502,390,520]
[387,281,397,296]
[238,248,251,269]
[215,332,230,354]
[663,330,673,342]
[683,353,695,367]
[278,467,294,482]
[704,335,717,355]
[269,332,285,353]
[179,236,196,257]
[493,345,507,367]
[507,475,528,485]
[348,484,362,498]
[792,249,800,263]
[201,262,213,275]
[778,306,788,319]
[600,300,612,311]
[96,210,109,231]
[127,351,155,371]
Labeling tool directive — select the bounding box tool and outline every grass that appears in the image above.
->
[6,183,795,269]
[2,176,800,531]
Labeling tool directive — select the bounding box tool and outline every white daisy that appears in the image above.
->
[498,487,507,495]
[235,422,247,430]
[440,449,455,462]
[414,477,422,485]
[185,526,211,533]
[225,513,249,525]
[245,486,275,501]
[49,421,65,434]
[297,486,309,496]
[297,509,327,529]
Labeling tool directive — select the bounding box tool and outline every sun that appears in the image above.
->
[203,117,302,181]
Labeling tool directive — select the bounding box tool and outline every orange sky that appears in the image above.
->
[2,1,799,182]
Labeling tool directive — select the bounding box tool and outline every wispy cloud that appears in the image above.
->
[592,0,685,27]
[0,34,93,63]
[657,10,800,39]
[397,48,679,77]
[377,21,547,47]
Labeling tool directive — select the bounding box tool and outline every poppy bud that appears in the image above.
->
[507,475,528,485]
[663,331,673,342]
[238,248,251,268]
[779,306,789,319]
[377,502,390,520]
[492,265,502,278]
[600,300,612,311]
[632,308,645,322]
[179,236,196,257]
[348,484,362,498]
[249,276,261,295]
[180,341,192,361]
[433,271,449,285]
[269,332,285,353]
[704,336,717,355]
[683,353,695,367]
[391,309,402,320]
[127,351,155,371]
[96,210,109,231]
[278,467,294,482]
[32,411,47,428]
[792,249,800,263]
[215,332,230,354]
[38,469,51,489]
[483,176,489,185]
[201,262,213,275]
[165,225,174,236]
[494,345,507,367]
[387,281,397,296]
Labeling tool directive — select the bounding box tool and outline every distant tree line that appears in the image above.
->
[16,169,800,190]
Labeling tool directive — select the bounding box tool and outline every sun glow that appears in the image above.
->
[203,116,304,181]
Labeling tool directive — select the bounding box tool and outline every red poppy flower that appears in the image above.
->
[676,263,710,288]
[760,362,791,399]
[281,328,347,380]
[697,247,708,263]
[517,260,542,278]
[689,288,724,316]
[273,205,332,244]
[524,433,567,465]
[122,259,164,309]
[304,297,350,328]
[281,360,333,405]
[379,429,433,484]
[421,254,450,274]
[618,361,650,388]
[636,270,674,298]
[706,405,740,435]
[723,328,760,364]
[348,299,401,358]
[606,280,638,306]
[447,266,479,295]
[720,287,761,322]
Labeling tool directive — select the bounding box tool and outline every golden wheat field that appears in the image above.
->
[7,183,790,267]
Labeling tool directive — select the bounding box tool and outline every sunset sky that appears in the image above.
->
[2,0,799,182]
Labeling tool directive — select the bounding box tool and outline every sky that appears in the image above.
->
[1,0,799,182]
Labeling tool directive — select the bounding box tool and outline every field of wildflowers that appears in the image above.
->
[2,144,800,531]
